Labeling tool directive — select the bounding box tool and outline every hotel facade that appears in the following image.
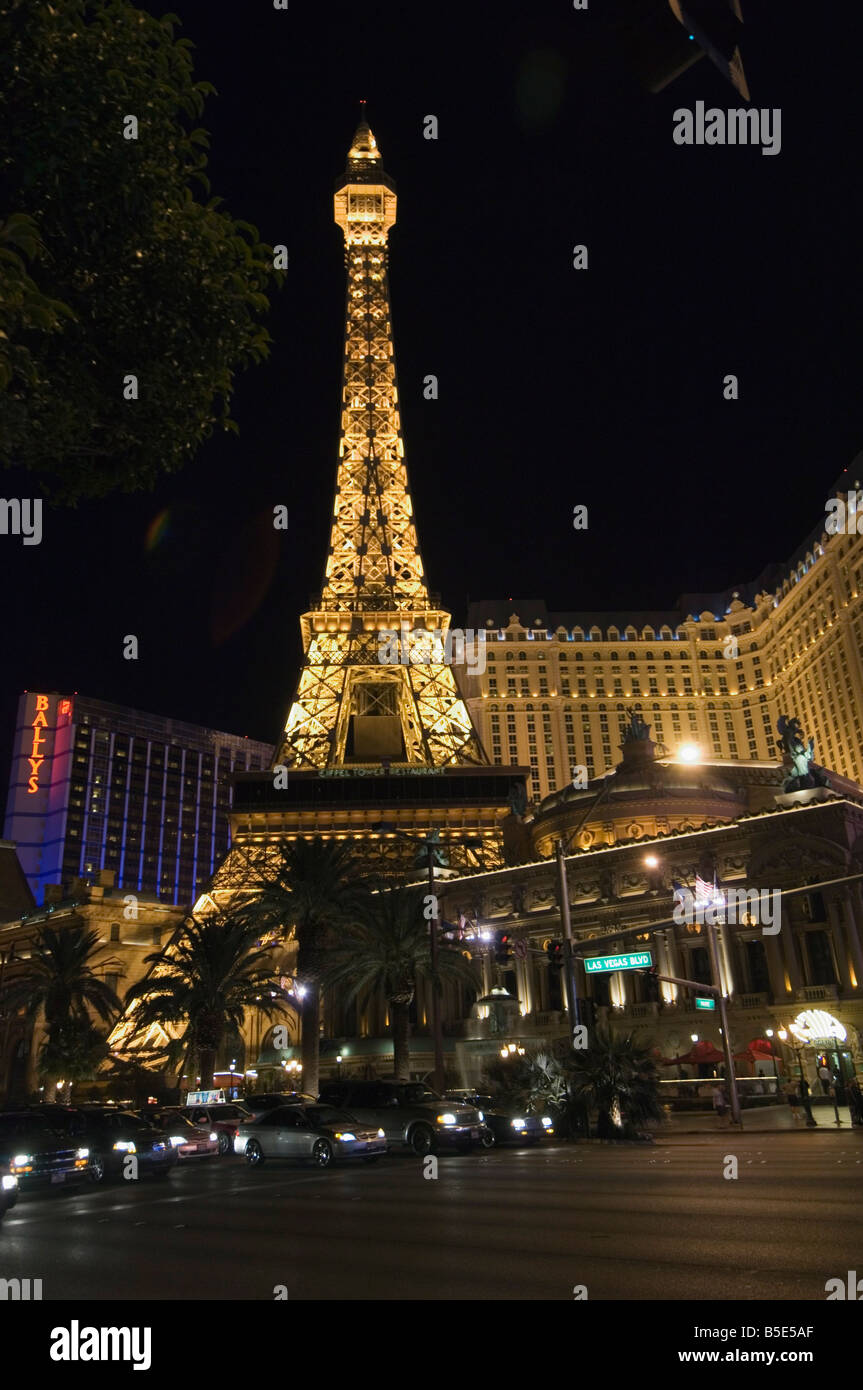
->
[459,484,863,805]
[3,692,274,906]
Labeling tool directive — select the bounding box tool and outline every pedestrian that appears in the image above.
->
[712,1083,729,1126]
[799,1075,818,1127]
[784,1078,802,1123]
[846,1076,863,1127]
[818,1062,833,1096]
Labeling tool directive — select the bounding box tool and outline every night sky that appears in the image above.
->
[2,1,862,790]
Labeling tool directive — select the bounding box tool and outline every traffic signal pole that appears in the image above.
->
[555,839,581,1035]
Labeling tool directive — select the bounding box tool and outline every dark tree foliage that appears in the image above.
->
[0,0,278,502]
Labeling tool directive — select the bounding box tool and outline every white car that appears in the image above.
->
[235,1104,386,1169]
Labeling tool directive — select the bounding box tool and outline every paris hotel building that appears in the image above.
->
[459,476,863,803]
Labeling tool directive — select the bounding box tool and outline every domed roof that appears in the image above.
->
[530,712,746,853]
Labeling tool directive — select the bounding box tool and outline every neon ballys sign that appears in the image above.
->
[26,695,50,794]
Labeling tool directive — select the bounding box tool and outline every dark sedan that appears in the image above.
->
[0,1111,91,1191]
[32,1105,177,1183]
[444,1092,555,1147]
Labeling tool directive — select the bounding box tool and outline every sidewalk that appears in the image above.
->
[657,1102,862,1135]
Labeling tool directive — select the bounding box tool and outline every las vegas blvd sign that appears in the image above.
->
[583,950,653,975]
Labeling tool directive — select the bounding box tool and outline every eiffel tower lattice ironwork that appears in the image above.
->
[274,116,486,772]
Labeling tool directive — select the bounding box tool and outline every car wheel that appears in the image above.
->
[480,1130,496,1149]
[217,1133,230,1156]
[409,1124,435,1157]
[312,1139,333,1169]
[245,1139,265,1167]
[89,1152,109,1184]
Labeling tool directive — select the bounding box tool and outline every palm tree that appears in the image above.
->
[237,838,370,1099]
[321,886,479,1080]
[123,912,292,1090]
[565,1029,663,1139]
[37,1017,110,1102]
[3,924,122,1077]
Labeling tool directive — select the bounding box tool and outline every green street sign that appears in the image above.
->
[583,950,653,975]
[695,997,716,1011]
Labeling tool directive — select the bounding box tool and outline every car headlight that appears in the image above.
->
[377,1128,385,1138]
[209,1133,218,1142]
[2,1175,18,1190]
[113,1140,136,1153]
[477,1112,484,1122]
[511,1118,526,1130]
[436,1113,457,1126]
[541,1117,553,1128]
[169,1136,186,1147]
[75,1148,89,1160]
[11,1153,32,1170]
[334,1132,356,1141]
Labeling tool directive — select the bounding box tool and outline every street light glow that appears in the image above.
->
[678,743,701,764]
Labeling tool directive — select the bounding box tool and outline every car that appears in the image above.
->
[0,1168,17,1220]
[317,1080,492,1156]
[445,1091,555,1147]
[0,1111,91,1191]
[34,1105,177,1184]
[148,1112,219,1162]
[234,1103,386,1170]
[241,1093,316,1122]
[179,1102,252,1155]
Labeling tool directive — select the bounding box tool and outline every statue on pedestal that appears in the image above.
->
[776,715,831,793]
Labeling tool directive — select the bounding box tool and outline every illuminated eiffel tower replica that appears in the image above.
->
[221,115,526,878]
[106,118,525,1077]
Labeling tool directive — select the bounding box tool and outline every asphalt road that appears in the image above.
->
[2,1132,861,1301]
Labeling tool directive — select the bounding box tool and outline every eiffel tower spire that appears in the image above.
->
[274,119,486,771]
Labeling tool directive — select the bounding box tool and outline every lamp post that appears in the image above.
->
[765,1029,779,1094]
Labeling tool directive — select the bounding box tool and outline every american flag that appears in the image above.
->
[695,873,725,910]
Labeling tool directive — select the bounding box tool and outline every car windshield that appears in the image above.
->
[0,1114,51,1138]
[304,1106,355,1127]
[398,1085,440,1104]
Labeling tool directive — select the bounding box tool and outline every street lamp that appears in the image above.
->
[765,1029,780,1089]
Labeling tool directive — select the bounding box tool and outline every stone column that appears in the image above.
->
[843,884,863,990]
[763,928,791,1004]
[826,895,852,991]
[780,902,805,993]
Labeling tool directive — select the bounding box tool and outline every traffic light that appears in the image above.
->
[494,932,514,966]
[641,966,660,1003]
[545,940,564,969]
